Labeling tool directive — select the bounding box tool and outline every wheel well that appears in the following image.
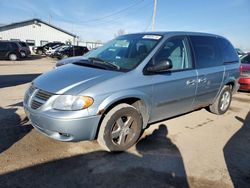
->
[94,97,145,139]
[225,81,235,90]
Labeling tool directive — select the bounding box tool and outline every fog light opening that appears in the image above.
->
[59,132,71,137]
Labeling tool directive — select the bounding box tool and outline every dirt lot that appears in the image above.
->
[0,56,249,188]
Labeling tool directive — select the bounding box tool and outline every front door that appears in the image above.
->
[149,36,197,122]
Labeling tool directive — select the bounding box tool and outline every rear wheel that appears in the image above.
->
[97,103,143,152]
[208,85,232,115]
[9,53,17,61]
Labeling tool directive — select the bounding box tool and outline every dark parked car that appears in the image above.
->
[33,42,64,55]
[0,41,24,60]
[54,45,89,59]
[17,41,31,57]
[239,53,250,91]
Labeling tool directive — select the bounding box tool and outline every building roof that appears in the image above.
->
[0,18,77,38]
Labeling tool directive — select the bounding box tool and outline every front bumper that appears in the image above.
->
[24,105,101,142]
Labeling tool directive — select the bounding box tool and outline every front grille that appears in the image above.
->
[30,89,53,110]
[24,85,53,110]
[31,100,43,109]
[35,90,53,101]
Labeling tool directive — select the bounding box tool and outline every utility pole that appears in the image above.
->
[152,0,157,31]
[48,14,52,24]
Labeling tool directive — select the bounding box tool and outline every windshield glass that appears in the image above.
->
[83,34,162,71]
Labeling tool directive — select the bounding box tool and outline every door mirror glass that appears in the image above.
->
[146,59,173,73]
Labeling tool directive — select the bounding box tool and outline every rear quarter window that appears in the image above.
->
[8,42,18,49]
[190,36,222,68]
[218,38,239,63]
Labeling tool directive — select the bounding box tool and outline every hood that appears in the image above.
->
[33,64,122,95]
[56,56,85,67]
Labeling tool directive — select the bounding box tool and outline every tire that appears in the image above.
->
[208,85,232,115]
[97,103,143,152]
[20,51,26,57]
[8,53,17,61]
[37,50,43,55]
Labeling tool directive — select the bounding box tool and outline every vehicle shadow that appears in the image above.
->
[224,111,250,187]
[0,107,32,154]
[0,74,40,88]
[0,124,189,188]
[19,55,46,61]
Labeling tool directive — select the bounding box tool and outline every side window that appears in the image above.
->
[218,38,239,63]
[0,42,5,50]
[154,36,193,70]
[241,55,250,64]
[190,36,221,68]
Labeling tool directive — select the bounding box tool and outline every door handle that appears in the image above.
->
[198,78,207,83]
[186,80,196,85]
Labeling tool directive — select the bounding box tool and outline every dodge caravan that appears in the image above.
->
[23,32,240,151]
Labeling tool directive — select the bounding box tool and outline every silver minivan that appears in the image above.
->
[24,32,240,151]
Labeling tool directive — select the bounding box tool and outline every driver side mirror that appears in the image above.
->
[146,59,173,74]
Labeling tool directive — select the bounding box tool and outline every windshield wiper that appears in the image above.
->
[88,57,120,70]
[73,60,107,70]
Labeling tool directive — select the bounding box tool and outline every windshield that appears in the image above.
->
[58,46,70,51]
[83,34,162,71]
[52,44,61,49]
[19,42,28,47]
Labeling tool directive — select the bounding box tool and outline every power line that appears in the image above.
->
[79,0,145,24]
[83,1,154,26]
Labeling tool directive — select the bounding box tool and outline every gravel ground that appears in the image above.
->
[0,56,249,188]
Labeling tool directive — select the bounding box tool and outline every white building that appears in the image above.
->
[0,18,77,47]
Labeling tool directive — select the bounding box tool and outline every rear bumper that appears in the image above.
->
[239,77,250,91]
[24,105,101,142]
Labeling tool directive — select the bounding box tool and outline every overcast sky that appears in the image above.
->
[0,0,249,50]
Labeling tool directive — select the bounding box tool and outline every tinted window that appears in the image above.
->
[9,42,18,49]
[241,54,250,64]
[218,38,239,63]
[0,42,6,50]
[154,36,193,70]
[19,42,28,47]
[190,36,221,68]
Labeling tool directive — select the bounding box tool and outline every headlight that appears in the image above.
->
[52,95,93,111]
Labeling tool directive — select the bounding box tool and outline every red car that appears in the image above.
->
[239,53,250,91]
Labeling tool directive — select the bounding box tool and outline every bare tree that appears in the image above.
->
[114,29,126,37]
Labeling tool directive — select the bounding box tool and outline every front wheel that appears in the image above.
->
[208,85,232,115]
[37,50,43,55]
[97,103,143,152]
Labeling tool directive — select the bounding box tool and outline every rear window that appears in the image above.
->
[218,38,239,63]
[190,36,221,68]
